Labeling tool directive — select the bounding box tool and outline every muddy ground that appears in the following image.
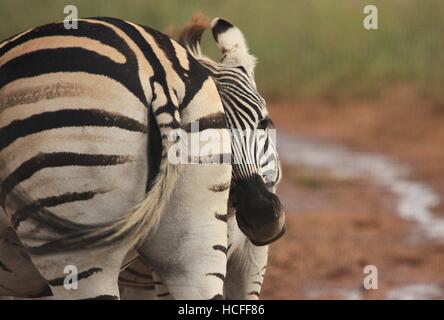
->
[261,86,444,299]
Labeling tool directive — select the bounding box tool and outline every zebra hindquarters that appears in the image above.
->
[0,71,151,299]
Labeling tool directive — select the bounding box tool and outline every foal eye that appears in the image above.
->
[257,118,270,130]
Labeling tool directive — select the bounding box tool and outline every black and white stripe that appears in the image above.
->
[0,17,232,300]
[179,18,282,188]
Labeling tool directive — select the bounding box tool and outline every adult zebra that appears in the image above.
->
[119,17,283,300]
[0,16,285,299]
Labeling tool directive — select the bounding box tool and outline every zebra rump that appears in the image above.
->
[0,19,184,254]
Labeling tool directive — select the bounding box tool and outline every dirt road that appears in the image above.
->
[262,89,444,299]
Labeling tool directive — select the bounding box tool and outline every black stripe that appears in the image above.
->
[222,89,258,124]
[156,292,170,297]
[248,291,260,297]
[182,112,227,132]
[222,96,248,130]
[217,72,261,102]
[12,190,102,229]
[97,17,211,115]
[92,18,179,120]
[211,19,234,41]
[1,20,128,60]
[153,105,171,117]
[215,212,228,223]
[48,267,102,286]
[82,294,118,300]
[209,182,231,192]
[222,79,263,107]
[118,277,154,289]
[142,24,210,110]
[0,20,147,105]
[7,188,100,234]
[206,272,225,282]
[0,109,147,152]
[212,245,227,255]
[1,48,147,106]
[253,281,263,286]
[0,152,132,205]
[210,294,224,300]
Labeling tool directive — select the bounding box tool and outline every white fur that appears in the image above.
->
[211,18,257,75]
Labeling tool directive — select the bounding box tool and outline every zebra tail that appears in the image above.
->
[24,110,182,255]
[178,12,208,60]
[111,149,181,249]
[27,148,181,255]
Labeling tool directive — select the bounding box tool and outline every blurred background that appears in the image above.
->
[1,0,443,299]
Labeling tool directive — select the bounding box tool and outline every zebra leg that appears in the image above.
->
[137,163,231,300]
[119,256,172,300]
[119,258,172,300]
[151,271,173,300]
[119,234,268,301]
[120,239,267,301]
[0,210,51,298]
[119,258,157,300]
[225,213,268,300]
[25,246,131,300]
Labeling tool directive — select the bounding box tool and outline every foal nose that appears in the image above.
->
[232,174,286,246]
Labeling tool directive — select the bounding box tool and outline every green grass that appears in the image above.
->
[0,0,443,102]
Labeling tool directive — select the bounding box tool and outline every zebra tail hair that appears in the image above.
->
[110,148,181,248]
[178,12,209,60]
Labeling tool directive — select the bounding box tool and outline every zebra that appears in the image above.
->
[0,16,285,299]
[119,17,282,300]
[119,205,270,300]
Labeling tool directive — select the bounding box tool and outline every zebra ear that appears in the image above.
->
[211,18,257,74]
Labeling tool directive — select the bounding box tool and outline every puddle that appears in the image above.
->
[386,283,444,300]
[305,288,363,300]
[277,132,444,240]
